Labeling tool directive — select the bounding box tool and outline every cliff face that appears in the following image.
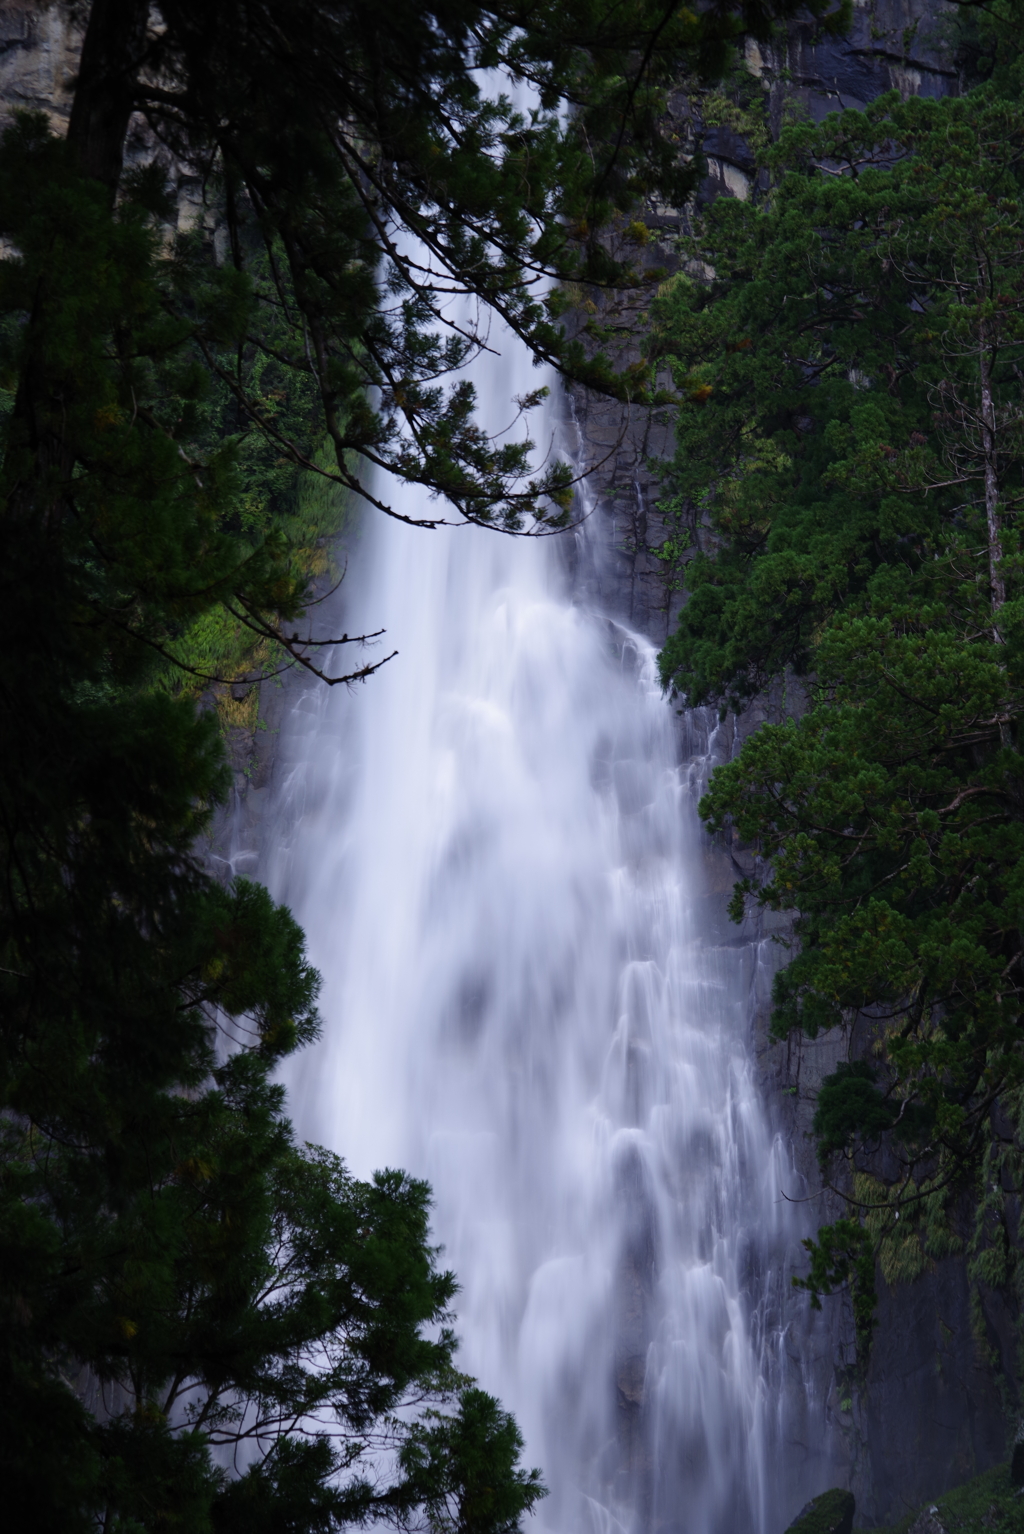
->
[0,2,77,129]
[0,3,230,246]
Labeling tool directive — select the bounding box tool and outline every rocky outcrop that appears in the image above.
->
[0,2,78,130]
[862,1460,1021,1534]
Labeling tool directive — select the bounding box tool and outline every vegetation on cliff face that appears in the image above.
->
[864,1460,1021,1533]
[1,0,861,1527]
[652,20,1024,1375]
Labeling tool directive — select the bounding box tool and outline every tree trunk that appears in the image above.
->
[2,0,151,531]
[67,0,151,201]
[977,321,1013,748]
[979,324,1005,630]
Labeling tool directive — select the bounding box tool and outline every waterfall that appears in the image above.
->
[253,320,830,1534]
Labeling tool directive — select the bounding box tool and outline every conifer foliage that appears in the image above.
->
[0,109,534,1516]
[652,61,1024,1363]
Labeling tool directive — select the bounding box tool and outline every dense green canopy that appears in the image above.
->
[652,69,1024,1360]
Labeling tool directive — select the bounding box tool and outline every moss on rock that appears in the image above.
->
[786,1489,856,1534]
[864,1464,1023,1534]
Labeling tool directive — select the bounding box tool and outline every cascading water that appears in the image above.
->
[253,319,830,1534]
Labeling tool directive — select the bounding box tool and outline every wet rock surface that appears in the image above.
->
[907,1509,948,1534]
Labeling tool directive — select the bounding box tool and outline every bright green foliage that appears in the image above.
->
[0,111,348,696]
[2,1044,510,1528]
[812,1063,898,1165]
[652,86,1024,1361]
[400,1388,547,1534]
[949,0,1024,99]
[655,87,1024,709]
[790,1218,878,1357]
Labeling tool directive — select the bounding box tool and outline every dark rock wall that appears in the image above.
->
[0,1,78,130]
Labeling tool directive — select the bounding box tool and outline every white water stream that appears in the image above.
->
[253,323,828,1534]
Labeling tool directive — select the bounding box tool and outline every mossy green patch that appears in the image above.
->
[865,1463,1023,1534]
[787,1488,855,1534]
